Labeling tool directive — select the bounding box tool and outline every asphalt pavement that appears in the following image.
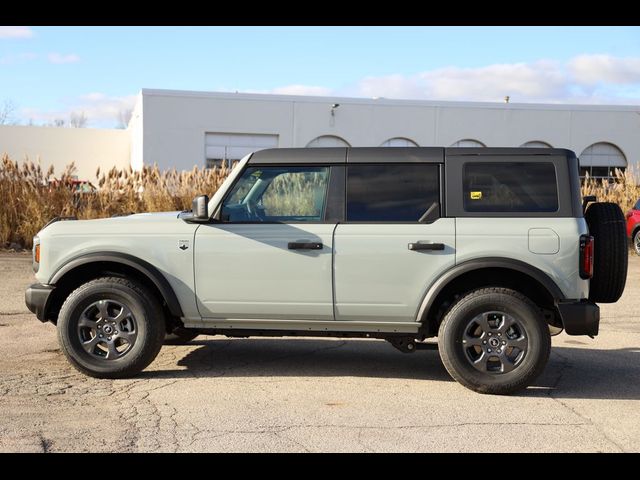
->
[1,252,639,452]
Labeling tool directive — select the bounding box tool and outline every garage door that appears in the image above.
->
[205,133,278,168]
[579,142,627,179]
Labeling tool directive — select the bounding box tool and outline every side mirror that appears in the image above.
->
[192,195,209,220]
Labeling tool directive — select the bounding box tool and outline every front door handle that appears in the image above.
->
[408,242,445,251]
[288,242,323,250]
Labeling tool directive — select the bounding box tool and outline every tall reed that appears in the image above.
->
[1,155,638,250]
[581,167,639,214]
[0,155,229,249]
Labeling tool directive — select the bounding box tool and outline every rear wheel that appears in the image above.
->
[634,229,640,256]
[438,288,550,395]
[57,277,165,378]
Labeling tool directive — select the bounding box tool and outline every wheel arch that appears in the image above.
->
[417,258,565,336]
[45,252,183,323]
[632,225,640,254]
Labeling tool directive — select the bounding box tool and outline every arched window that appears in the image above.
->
[520,141,553,148]
[380,137,419,147]
[450,139,486,148]
[305,135,350,148]
[579,142,627,180]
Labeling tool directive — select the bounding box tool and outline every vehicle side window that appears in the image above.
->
[221,166,330,222]
[463,162,558,213]
[346,164,440,222]
[635,199,640,211]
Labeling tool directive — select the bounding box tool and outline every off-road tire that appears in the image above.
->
[57,277,165,378]
[585,202,628,303]
[438,288,551,395]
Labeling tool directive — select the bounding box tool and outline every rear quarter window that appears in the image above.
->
[463,162,558,213]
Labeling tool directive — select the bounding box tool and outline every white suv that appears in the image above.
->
[25,147,628,394]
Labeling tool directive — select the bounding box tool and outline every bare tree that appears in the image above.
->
[69,111,88,128]
[117,108,133,129]
[0,99,18,125]
[53,118,66,127]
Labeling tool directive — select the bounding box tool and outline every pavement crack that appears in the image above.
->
[356,428,373,453]
[193,421,588,438]
[547,350,627,453]
[39,434,52,453]
[272,430,312,453]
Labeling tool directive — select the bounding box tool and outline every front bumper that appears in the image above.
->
[25,283,55,322]
[557,300,600,336]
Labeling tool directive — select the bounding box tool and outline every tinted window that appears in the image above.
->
[463,162,558,213]
[346,164,440,222]
[635,199,640,211]
[221,166,329,222]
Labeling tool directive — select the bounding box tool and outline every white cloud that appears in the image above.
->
[21,93,137,128]
[569,54,640,85]
[0,26,33,39]
[354,56,640,104]
[47,53,80,64]
[256,55,640,105]
[271,84,333,96]
[0,52,36,65]
[80,92,108,102]
[356,61,573,103]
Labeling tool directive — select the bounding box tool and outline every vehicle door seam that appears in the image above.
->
[332,222,340,321]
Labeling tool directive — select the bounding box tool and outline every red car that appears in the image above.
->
[628,199,640,256]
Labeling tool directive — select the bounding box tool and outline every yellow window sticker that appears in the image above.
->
[470,191,482,200]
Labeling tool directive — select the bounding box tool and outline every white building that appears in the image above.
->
[2,88,639,181]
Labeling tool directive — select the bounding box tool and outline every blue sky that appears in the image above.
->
[1,26,639,128]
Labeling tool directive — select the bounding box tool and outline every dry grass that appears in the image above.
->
[0,154,230,249]
[581,167,639,214]
[1,155,638,250]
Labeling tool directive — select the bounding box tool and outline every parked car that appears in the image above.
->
[627,199,640,255]
[48,178,97,194]
[25,147,629,394]
[48,178,97,209]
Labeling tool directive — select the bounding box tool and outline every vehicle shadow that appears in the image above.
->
[525,344,640,400]
[145,337,452,382]
[143,337,640,400]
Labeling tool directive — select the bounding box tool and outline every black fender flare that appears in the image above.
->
[416,257,566,323]
[50,252,184,317]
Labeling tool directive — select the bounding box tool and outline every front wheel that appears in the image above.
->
[634,230,640,256]
[438,288,551,395]
[57,277,165,379]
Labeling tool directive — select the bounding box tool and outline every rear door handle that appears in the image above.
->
[288,242,323,250]
[408,242,445,251]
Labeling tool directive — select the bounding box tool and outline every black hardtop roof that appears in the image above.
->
[248,147,575,164]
